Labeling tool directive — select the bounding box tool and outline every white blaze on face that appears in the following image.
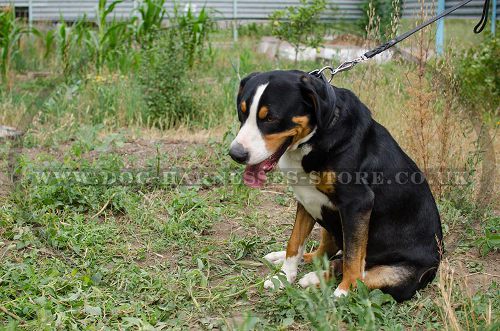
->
[231,83,271,165]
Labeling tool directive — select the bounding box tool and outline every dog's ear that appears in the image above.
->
[299,74,337,133]
[238,72,260,100]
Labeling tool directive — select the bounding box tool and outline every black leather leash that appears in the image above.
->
[310,0,491,81]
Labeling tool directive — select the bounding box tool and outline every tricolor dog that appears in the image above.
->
[229,70,443,302]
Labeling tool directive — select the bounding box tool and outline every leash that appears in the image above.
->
[309,0,491,81]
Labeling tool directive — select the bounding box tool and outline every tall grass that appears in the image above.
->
[436,260,497,331]
[398,0,472,199]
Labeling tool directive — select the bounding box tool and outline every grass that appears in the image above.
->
[398,18,489,51]
[0,19,499,330]
[0,134,498,329]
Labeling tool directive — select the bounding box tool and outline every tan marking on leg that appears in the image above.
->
[363,265,413,289]
[315,171,337,194]
[258,105,269,119]
[286,203,316,258]
[240,101,247,113]
[338,210,370,292]
[303,228,338,263]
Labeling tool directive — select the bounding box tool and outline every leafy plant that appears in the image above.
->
[255,258,396,330]
[85,0,133,72]
[134,0,166,47]
[0,6,27,86]
[51,17,89,77]
[56,20,72,75]
[170,4,214,68]
[476,229,500,256]
[32,28,56,60]
[294,277,394,330]
[269,0,327,63]
[233,236,261,260]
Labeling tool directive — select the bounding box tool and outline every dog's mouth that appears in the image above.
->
[243,138,292,188]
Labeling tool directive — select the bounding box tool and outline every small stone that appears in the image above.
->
[0,125,22,139]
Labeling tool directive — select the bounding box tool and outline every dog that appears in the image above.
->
[228,70,443,302]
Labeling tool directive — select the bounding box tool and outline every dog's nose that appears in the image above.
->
[229,142,249,164]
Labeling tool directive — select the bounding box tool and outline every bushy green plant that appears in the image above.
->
[269,0,327,64]
[170,4,214,68]
[455,36,499,123]
[138,31,198,128]
[0,6,27,86]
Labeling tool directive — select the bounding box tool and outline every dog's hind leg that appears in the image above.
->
[264,203,315,289]
[363,264,435,302]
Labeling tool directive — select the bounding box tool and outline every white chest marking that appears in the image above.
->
[278,146,335,221]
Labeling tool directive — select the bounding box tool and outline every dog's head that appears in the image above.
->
[229,70,337,187]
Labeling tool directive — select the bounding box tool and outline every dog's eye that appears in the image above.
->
[265,115,277,123]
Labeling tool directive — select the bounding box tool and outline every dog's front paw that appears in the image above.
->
[263,251,286,265]
[333,286,348,298]
[264,276,282,289]
[263,272,296,290]
[298,271,323,288]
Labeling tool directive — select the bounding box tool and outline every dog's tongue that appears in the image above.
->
[243,163,268,188]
